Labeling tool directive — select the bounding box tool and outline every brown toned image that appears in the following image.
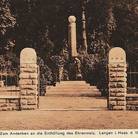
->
[0,0,138,131]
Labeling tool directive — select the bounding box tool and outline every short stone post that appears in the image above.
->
[19,48,38,110]
[68,16,78,57]
[108,47,127,110]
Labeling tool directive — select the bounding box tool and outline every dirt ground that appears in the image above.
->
[0,96,138,130]
[0,110,138,130]
[39,96,107,110]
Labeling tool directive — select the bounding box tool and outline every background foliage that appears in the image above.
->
[0,0,137,94]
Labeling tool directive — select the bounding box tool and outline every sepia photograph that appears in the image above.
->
[0,0,138,135]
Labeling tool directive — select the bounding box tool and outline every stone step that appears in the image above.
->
[55,84,91,87]
[46,89,100,93]
[47,85,98,89]
[46,81,101,97]
[46,92,101,97]
[58,81,87,84]
[55,85,91,87]
[47,85,97,89]
[56,81,91,86]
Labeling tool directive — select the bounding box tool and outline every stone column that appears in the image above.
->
[19,48,38,110]
[68,16,78,57]
[108,47,127,110]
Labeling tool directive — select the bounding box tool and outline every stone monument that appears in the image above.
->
[108,47,127,110]
[68,16,78,57]
[19,48,38,110]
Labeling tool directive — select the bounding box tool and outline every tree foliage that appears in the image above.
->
[0,0,16,52]
[1,0,136,57]
[0,0,137,92]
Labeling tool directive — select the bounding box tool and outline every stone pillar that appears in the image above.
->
[19,48,38,110]
[68,16,78,57]
[108,47,127,110]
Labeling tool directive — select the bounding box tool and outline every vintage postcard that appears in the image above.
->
[0,0,137,138]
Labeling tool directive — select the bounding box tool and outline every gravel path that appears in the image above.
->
[0,96,137,130]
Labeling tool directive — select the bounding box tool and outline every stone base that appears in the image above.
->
[0,98,20,111]
[19,63,38,110]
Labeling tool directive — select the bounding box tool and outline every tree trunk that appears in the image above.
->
[81,0,88,54]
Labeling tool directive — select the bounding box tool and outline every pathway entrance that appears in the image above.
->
[39,81,107,111]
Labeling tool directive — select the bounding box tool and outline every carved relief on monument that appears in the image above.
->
[20,48,37,64]
[109,47,126,63]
